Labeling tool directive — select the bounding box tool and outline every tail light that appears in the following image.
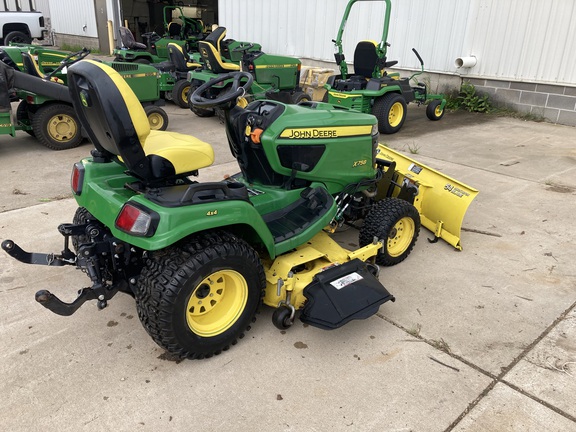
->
[71,162,85,195]
[115,202,159,237]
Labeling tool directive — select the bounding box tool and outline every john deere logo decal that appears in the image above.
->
[280,125,373,139]
[80,91,89,107]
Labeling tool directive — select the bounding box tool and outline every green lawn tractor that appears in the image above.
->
[187,26,308,118]
[324,0,446,134]
[151,42,202,108]
[113,6,208,64]
[0,46,169,149]
[2,65,477,360]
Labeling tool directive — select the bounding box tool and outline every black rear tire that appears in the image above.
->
[372,93,407,134]
[71,207,95,252]
[4,31,31,45]
[135,231,265,359]
[134,58,151,64]
[359,198,420,266]
[31,103,83,150]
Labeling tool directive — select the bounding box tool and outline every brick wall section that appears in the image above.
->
[467,78,576,127]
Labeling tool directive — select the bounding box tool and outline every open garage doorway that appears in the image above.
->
[119,0,219,43]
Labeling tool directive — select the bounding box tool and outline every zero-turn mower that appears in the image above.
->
[113,6,208,65]
[2,65,477,360]
[324,0,447,134]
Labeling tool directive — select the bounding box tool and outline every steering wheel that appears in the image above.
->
[232,43,254,53]
[46,48,90,79]
[190,71,254,109]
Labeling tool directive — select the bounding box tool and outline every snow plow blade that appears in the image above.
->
[376,145,479,250]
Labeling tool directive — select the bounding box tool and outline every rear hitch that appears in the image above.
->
[35,280,126,316]
[2,239,76,266]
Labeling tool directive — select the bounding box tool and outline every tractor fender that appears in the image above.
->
[79,191,277,257]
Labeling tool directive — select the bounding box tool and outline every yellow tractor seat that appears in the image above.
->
[198,27,240,73]
[67,60,214,184]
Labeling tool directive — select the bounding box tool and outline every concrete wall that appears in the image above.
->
[469,78,576,127]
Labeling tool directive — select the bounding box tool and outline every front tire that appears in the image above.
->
[144,105,169,130]
[426,100,445,121]
[31,103,83,150]
[359,198,420,266]
[135,231,265,359]
[173,79,191,108]
[292,91,311,104]
[373,93,407,134]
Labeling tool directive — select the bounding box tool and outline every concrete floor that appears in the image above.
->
[1,101,575,431]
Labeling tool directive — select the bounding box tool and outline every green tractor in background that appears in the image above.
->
[0,45,169,149]
[187,26,308,118]
[324,0,446,134]
[113,6,208,65]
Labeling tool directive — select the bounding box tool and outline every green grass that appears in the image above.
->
[59,43,101,54]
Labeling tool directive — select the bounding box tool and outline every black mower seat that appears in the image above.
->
[118,27,147,50]
[167,43,200,71]
[353,40,379,78]
[21,52,64,84]
[67,60,213,184]
[198,27,240,73]
[167,22,182,39]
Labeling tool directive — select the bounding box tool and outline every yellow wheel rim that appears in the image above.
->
[48,114,77,142]
[148,112,164,130]
[387,216,415,257]
[435,105,443,117]
[388,102,404,127]
[186,270,248,337]
[180,85,190,104]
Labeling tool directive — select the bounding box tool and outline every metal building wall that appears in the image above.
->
[48,0,98,37]
[218,0,576,86]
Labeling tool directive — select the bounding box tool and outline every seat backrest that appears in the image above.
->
[21,52,44,78]
[204,26,227,52]
[353,40,379,78]
[119,27,137,49]
[167,22,182,39]
[167,43,189,71]
[198,28,239,73]
[67,60,153,180]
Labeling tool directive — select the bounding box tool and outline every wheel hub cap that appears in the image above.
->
[388,102,404,127]
[387,216,415,257]
[48,114,77,142]
[186,270,248,337]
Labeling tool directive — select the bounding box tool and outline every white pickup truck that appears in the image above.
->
[0,9,47,45]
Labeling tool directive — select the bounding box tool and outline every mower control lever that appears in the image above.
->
[412,48,424,66]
